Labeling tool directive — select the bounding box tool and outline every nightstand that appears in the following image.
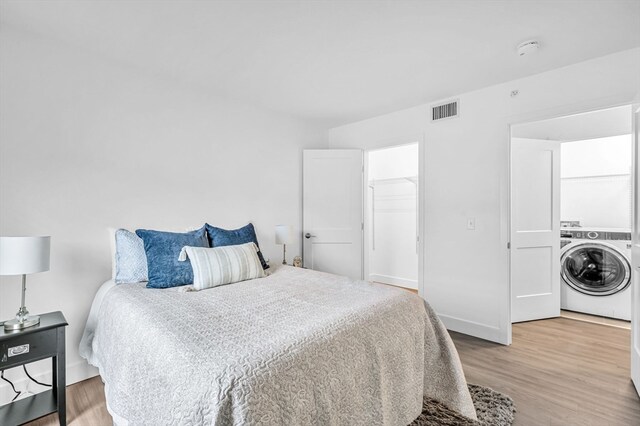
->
[0,311,68,426]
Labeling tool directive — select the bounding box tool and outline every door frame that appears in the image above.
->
[631,103,640,395]
[363,134,425,297]
[507,100,637,343]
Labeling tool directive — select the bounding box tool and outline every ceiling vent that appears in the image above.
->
[431,100,459,121]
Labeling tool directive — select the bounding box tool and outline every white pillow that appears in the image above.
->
[178,242,265,290]
[114,229,148,283]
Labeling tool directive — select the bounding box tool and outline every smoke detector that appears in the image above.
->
[517,40,539,56]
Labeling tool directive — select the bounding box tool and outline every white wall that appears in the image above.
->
[0,27,322,401]
[368,144,418,288]
[329,48,640,344]
[561,135,633,229]
[561,135,632,177]
[369,144,418,180]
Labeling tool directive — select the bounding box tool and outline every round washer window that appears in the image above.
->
[561,242,631,296]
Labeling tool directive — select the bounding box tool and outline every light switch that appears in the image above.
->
[467,218,476,230]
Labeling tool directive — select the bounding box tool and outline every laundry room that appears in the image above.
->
[511,104,634,326]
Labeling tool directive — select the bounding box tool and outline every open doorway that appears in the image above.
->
[365,143,419,292]
[507,103,640,409]
[510,104,634,326]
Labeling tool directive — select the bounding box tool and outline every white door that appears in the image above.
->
[303,149,363,279]
[631,104,640,396]
[511,138,561,323]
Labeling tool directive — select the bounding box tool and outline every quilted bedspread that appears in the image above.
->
[79,265,476,425]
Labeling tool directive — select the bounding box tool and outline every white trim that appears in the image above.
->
[364,150,370,280]
[502,125,513,344]
[631,101,640,396]
[418,133,426,300]
[361,149,365,280]
[369,274,418,289]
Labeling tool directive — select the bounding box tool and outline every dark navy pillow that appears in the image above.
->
[136,227,209,288]
[205,223,269,270]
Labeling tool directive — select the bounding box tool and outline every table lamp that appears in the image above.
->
[275,225,292,265]
[0,236,50,331]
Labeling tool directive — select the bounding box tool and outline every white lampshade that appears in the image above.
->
[0,236,51,276]
[275,225,293,245]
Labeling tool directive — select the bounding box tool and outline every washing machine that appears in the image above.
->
[560,228,632,320]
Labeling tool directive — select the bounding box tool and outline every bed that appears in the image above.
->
[79,265,476,425]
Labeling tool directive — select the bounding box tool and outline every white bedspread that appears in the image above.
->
[79,265,476,425]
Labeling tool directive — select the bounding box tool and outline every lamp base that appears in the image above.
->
[4,315,40,331]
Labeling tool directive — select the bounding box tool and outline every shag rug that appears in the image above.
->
[409,384,516,426]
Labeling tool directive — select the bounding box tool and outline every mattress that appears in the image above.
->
[79,265,475,425]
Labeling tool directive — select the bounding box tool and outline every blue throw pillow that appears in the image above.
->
[136,227,209,288]
[205,223,269,270]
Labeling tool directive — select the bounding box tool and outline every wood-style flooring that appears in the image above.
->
[22,317,640,426]
[453,318,640,425]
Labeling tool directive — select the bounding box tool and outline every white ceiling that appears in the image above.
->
[2,0,639,127]
[512,105,632,142]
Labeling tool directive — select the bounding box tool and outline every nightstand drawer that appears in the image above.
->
[0,327,57,369]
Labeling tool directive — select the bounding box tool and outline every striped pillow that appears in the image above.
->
[178,243,265,290]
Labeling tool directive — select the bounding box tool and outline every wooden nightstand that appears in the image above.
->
[0,311,68,426]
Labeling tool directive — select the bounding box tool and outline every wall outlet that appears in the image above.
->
[467,218,476,230]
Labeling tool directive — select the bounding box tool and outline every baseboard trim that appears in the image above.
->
[438,313,508,345]
[0,360,98,404]
[369,274,418,289]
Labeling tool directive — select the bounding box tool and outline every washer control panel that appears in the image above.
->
[560,229,631,241]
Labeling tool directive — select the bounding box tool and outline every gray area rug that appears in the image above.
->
[410,384,516,426]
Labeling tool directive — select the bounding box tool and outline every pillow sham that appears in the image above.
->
[178,242,265,290]
[114,229,148,284]
[205,223,269,270]
[136,226,209,288]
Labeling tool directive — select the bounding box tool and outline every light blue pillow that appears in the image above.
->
[115,229,148,284]
[136,226,209,289]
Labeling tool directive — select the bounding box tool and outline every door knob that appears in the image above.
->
[305,233,316,239]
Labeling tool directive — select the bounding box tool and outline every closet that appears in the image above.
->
[367,143,418,290]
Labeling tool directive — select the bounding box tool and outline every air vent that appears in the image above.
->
[431,100,459,121]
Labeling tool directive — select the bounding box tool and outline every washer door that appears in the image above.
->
[561,242,631,296]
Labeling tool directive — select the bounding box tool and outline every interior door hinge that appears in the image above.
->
[507,242,511,249]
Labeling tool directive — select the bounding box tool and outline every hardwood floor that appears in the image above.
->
[23,317,640,425]
[453,318,640,425]
[25,375,110,426]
